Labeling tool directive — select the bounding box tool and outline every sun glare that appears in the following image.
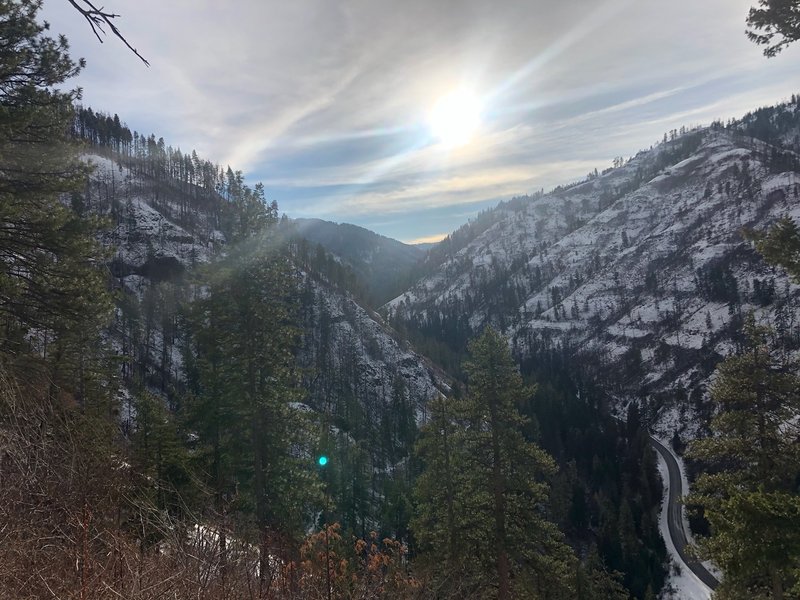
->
[427,90,482,148]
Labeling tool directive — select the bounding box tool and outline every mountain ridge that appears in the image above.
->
[290,217,425,306]
[384,102,800,438]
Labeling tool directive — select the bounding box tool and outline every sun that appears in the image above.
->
[427,89,482,148]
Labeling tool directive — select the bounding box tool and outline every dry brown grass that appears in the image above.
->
[0,364,426,599]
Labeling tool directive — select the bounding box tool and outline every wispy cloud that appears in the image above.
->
[40,0,800,242]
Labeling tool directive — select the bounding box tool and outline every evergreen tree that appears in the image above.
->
[130,390,195,546]
[184,219,323,594]
[413,328,574,599]
[746,0,800,56]
[751,216,800,280]
[0,0,112,399]
[688,317,800,599]
[412,394,462,582]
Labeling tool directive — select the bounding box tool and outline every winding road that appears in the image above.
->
[649,436,720,591]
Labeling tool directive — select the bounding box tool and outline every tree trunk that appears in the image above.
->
[489,399,509,599]
[249,361,270,599]
[441,408,458,566]
[771,565,784,600]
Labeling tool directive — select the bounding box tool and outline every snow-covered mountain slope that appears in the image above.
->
[385,124,800,435]
[79,152,445,429]
[296,274,448,433]
[84,153,224,291]
[79,153,226,405]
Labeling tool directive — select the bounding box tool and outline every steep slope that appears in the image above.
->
[79,151,446,438]
[292,217,425,305]
[81,153,225,405]
[386,102,800,435]
[76,147,449,538]
[297,272,446,422]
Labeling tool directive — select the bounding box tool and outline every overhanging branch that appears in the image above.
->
[65,0,150,66]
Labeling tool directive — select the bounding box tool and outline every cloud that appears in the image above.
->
[291,157,600,220]
[40,0,800,242]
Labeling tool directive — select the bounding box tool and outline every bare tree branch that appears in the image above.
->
[65,0,150,66]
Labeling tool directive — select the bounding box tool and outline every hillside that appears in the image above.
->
[291,217,425,305]
[386,99,800,439]
[6,4,800,597]
[75,147,446,535]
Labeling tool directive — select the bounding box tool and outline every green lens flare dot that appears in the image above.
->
[318,456,328,466]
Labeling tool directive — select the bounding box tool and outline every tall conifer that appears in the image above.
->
[413,328,574,598]
[0,0,111,397]
[689,317,800,599]
[184,218,322,594]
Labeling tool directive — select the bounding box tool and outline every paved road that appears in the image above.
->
[649,436,720,591]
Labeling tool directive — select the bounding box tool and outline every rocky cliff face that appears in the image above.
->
[86,97,800,443]
[79,152,445,435]
[297,273,446,423]
[386,110,800,436]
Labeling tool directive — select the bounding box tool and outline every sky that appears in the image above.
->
[41,0,800,244]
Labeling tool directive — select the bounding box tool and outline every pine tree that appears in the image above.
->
[0,5,127,596]
[688,316,800,599]
[751,216,800,280]
[413,328,575,599]
[184,218,323,594]
[411,394,461,577]
[746,0,800,57]
[130,390,195,546]
[0,0,112,397]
